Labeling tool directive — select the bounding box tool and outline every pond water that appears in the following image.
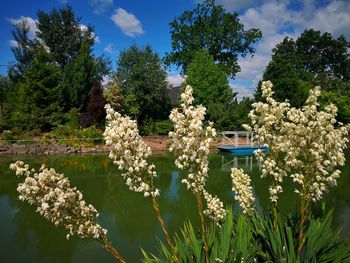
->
[1,151,350,262]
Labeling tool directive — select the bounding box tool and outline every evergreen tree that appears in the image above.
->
[6,6,109,130]
[12,48,62,130]
[9,21,40,81]
[37,6,94,68]
[184,50,250,131]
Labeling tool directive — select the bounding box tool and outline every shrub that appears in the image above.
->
[2,130,14,143]
[40,124,104,147]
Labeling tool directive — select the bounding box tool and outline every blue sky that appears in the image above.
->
[1,0,350,99]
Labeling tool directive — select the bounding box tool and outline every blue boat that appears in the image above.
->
[217,145,269,156]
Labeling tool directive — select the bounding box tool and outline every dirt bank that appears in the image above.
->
[0,136,249,155]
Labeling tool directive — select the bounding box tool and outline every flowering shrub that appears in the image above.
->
[9,81,350,263]
[103,104,159,198]
[231,168,255,215]
[243,81,349,205]
[9,161,107,240]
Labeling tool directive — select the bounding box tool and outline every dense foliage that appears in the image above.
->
[257,29,350,123]
[1,6,109,132]
[165,0,262,78]
[184,50,252,131]
[10,82,350,263]
[113,44,171,128]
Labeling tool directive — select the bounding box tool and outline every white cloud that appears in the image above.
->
[111,8,144,37]
[79,24,100,43]
[8,16,38,39]
[89,0,113,14]
[104,43,116,54]
[230,83,255,101]
[9,40,18,47]
[167,74,185,87]
[308,0,350,39]
[217,0,256,11]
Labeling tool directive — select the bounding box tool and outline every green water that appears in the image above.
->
[1,152,350,262]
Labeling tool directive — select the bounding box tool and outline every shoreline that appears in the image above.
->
[0,136,248,155]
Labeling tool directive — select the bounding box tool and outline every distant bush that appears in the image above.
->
[140,119,173,136]
[2,130,14,143]
[41,124,104,147]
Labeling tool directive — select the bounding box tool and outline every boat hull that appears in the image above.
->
[217,145,269,156]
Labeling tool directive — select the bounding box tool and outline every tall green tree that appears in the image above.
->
[9,21,41,81]
[0,76,15,129]
[184,50,252,131]
[11,48,62,130]
[114,44,171,125]
[37,6,94,68]
[36,6,109,111]
[165,0,262,78]
[257,29,350,122]
[185,50,235,106]
[7,6,109,130]
[60,37,108,111]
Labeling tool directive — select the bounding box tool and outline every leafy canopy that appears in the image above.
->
[184,50,252,131]
[257,29,350,122]
[165,0,262,78]
[185,50,234,106]
[114,44,171,124]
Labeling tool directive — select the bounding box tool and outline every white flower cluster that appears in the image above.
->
[231,168,255,214]
[9,161,107,241]
[104,104,160,198]
[203,190,226,225]
[244,81,350,203]
[169,85,226,222]
[169,85,216,193]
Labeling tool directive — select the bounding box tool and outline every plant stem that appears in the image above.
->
[151,197,178,261]
[101,239,127,263]
[273,204,278,233]
[297,198,309,254]
[196,192,209,263]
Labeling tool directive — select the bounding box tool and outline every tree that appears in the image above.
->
[257,29,350,122]
[8,21,41,81]
[36,6,109,111]
[165,0,262,78]
[60,37,108,111]
[114,44,171,125]
[0,76,15,129]
[11,47,63,130]
[184,50,252,131]
[6,6,109,131]
[104,82,123,112]
[37,6,94,68]
[86,82,107,124]
[185,50,235,106]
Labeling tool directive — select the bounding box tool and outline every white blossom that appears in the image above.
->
[169,85,216,193]
[103,104,160,198]
[231,168,255,214]
[9,161,107,241]
[169,85,226,222]
[203,190,226,226]
[245,81,350,204]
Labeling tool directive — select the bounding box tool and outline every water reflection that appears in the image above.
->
[219,153,254,172]
[0,152,349,262]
